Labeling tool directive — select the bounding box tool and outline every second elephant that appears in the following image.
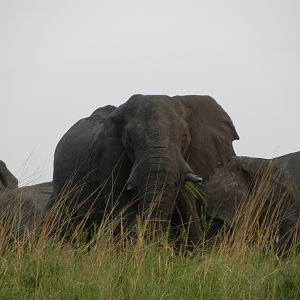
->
[201,153,300,257]
[0,182,53,241]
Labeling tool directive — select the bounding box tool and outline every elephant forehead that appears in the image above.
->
[125,119,187,146]
[125,105,188,133]
[124,95,188,118]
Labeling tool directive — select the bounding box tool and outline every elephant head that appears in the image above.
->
[90,95,239,237]
[201,156,300,257]
[0,160,18,190]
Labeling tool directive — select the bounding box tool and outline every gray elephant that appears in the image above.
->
[201,154,300,257]
[0,160,18,189]
[275,151,300,191]
[49,94,239,246]
[0,181,53,242]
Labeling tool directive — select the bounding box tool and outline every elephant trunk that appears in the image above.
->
[134,150,182,236]
[128,146,202,240]
[140,172,178,236]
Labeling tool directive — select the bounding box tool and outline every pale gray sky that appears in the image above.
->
[1,0,299,185]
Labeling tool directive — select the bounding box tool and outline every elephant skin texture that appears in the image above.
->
[275,151,300,192]
[49,94,239,246]
[0,182,53,240]
[201,155,300,257]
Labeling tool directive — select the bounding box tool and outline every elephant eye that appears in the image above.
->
[181,138,187,154]
[124,136,135,161]
[181,143,187,155]
[126,136,134,150]
[181,133,190,154]
[123,129,132,148]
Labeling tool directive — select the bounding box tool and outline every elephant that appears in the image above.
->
[0,181,53,242]
[200,155,300,257]
[0,160,18,190]
[49,94,239,247]
[275,151,300,192]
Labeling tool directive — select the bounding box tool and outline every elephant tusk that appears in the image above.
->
[126,183,134,190]
[185,173,203,183]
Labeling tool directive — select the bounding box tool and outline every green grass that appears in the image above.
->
[0,240,300,299]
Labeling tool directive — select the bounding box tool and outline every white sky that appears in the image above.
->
[1,0,300,185]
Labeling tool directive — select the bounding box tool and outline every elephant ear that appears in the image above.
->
[203,156,299,227]
[177,96,239,179]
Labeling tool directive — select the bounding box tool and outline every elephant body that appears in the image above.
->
[50,94,239,246]
[52,105,116,194]
[51,105,116,229]
[275,151,300,192]
[201,154,300,257]
[0,182,53,240]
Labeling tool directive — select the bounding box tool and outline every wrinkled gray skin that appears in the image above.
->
[201,154,300,257]
[0,158,52,239]
[0,182,53,239]
[50,94,239,247]
[0,160,18,189]
[275,151,300,192]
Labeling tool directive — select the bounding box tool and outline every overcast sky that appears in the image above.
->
[1,0,299,185]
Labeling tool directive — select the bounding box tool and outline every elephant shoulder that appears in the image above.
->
[18,183,52,211]
[275,151,300,192]
[275,151,300,170]
[59,105,116,145]
[53,114,106,186]
[56,109,107,153]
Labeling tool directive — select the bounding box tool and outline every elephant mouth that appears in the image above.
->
[126,172,202,193]
[126,183,134,191]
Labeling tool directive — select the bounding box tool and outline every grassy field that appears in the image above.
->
[1,167,300,299]
[0,228,300,300]
[0,203,300,299]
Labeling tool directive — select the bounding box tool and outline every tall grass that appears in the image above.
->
[0,163,299,299]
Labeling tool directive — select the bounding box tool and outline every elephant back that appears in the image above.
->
[275,151,300,192]
[0,182,53,239]
[52,106,116,204]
